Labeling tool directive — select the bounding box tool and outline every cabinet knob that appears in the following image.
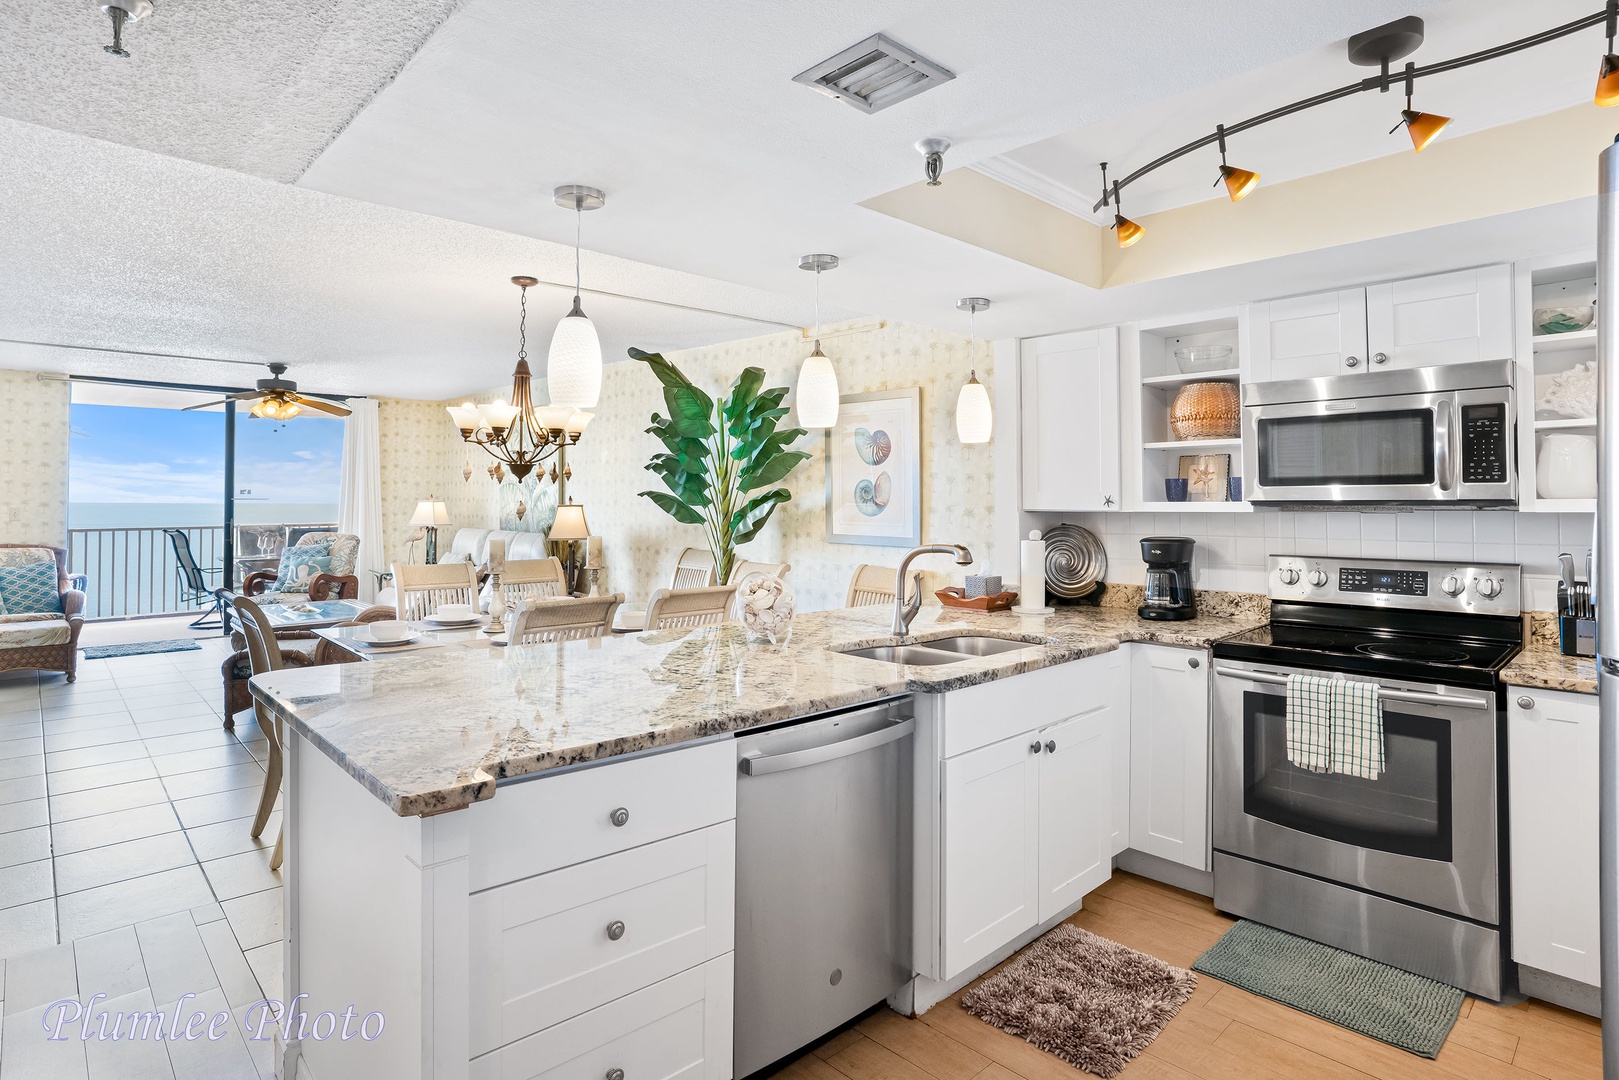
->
[606,920,626,941]
[606,1070,625,1080]
[1345,355,1361,368]
[1030,741,1043,754]
[609,807,630,828]
[1044,740,1056,753]
[1188,657,1201,669]
[1372,352,1389,365]
[1517,695,1535,710]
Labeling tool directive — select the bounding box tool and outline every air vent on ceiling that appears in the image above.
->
[794,34,955,114]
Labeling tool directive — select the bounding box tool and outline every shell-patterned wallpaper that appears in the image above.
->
[375,396,500,567]
[0,370,70,546]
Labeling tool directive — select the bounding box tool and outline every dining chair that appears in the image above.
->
[508,594,626,643]
[163,528,226,630]
[233,594,305,872]
[847,563,916,608]
[392,561,480,621]
[670,547,718,589]
[497,557,569,607]
[730,559,790,585]
[643,585,738,631]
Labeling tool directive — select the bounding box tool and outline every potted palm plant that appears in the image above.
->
[633,348,810,586]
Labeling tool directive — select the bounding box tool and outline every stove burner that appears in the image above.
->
[1353,641,1471,663]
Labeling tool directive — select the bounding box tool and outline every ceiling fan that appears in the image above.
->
[184,363,351,419]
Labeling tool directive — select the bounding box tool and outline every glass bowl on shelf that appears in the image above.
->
[1173,344,1234,374]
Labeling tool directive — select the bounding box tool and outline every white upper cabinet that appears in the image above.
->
[1248,265,1511,382]
[1020,328,1121,512]
[1129,644,1211,872]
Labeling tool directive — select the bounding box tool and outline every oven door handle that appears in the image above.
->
[1219,668,1491,710]
[1434,397,1456,492]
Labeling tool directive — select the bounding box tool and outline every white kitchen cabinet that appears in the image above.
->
[1247,266,1510,382]
[1508,687,1599,987]
[1036,706,1113,922]
[1020,328,1120,511]
[1129,644,1211,871]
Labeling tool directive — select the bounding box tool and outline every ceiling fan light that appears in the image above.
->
[1114,213,1144,248]
[547,297,603,408]
[796,343,840,428]
[282,401,302,419]
[1401,109,1449,152]
[1219,164,1260,202]
[955,374,993,444]
[1598,55,1619,106]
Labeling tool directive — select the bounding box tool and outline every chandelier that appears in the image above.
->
[447,277,594,482]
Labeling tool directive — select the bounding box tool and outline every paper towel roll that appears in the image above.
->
[1017,530,1053,614]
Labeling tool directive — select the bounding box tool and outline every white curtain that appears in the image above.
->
[338,398,385,602]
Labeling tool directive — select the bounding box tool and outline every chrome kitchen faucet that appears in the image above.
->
[893,544,973,635]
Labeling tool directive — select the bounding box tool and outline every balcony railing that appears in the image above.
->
[68,526,227,620]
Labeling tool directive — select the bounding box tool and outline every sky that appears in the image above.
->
[69,403,344,507]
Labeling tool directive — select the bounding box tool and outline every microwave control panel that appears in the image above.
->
[1460,403,1508,485]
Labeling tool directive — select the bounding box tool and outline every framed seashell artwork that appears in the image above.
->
[826,387,921,547]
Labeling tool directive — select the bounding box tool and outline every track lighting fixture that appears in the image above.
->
[1598,0,1619,105]
[917,137,951,186]
[1389,63,1449,152]
[1099,165,1143,249]
[1213,124,1260,201]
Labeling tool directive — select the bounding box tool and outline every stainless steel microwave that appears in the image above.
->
[1241,360,1516,507]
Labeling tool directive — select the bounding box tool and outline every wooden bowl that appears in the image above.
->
[936,587,1019,612]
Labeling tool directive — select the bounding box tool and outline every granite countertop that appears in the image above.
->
[1501,642,1598,695]
[249,599,1267,817]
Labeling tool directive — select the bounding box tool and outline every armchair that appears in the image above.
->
[0,545,85,682]
[242,532,361,604]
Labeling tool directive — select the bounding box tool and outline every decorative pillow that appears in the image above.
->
[0,561,64,614]
[273,544,334,592]
[0,591,7,616]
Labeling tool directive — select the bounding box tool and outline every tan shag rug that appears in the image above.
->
[960,924,1197,1078]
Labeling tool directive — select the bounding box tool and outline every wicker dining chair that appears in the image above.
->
[846,563,918,608]
[496,557,569,607]
[233,595,301,872]
[392,561,480,621]
[508,594,625,643]
[729,559,790,585]
[642,585,738,631]
[670,547,718,589]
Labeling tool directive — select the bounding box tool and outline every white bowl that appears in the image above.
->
[435,604,473,621]
[369,620,409,642]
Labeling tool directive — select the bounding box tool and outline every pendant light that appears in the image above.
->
[547,185,605,409]
[1389,62,1449,153]
[1212,124,1260,202]
[955,298,992,444]
[796,254,841,428]
[1598,1,1619,106]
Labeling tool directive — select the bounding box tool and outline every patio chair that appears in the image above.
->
[164,528,226,630]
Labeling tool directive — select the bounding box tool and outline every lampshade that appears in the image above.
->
[547,298,603,408]
[478,399,520,433]
[409,500,451,527]
[533,404,574,432]
[1219,165,1260,202]
[1401,109,1449,153]
[955,375,993,444]
[796,343,840,428]
[1114,214,1144,248]
[1598,55,1619,106]
[446,401,483,431]
[548,501,591,541]
[564,410,594,437]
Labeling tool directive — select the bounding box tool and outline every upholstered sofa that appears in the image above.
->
[242,532,361,604]
[0,545,85,682]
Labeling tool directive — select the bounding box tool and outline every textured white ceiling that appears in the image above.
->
[0,0,462,182]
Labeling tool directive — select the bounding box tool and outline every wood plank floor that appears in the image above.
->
[769,872,1602,1080]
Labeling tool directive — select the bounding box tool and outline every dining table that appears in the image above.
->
[314,613,502,660]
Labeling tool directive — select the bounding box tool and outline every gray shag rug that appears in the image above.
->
[1191,920,1463,1058]
[960,924,1197,1078]
[81,639,202,660]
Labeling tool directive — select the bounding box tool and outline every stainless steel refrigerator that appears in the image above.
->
[1599,137,1619,1074]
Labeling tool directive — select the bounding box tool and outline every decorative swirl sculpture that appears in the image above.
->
[1043,523,1107,598]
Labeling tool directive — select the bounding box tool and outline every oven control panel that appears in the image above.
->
[1268,555,1519,616]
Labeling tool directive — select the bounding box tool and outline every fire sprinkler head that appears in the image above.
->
[916,137,951,186]
[97,0,153,57]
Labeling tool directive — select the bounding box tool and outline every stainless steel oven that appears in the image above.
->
[1242,359,1515,506]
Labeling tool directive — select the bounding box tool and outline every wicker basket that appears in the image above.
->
[1170,381,1240,440]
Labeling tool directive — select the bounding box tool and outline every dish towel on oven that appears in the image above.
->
[1331,678,1384,780]
[1285,674,1334,773]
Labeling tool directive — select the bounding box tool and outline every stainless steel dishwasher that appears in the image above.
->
[733,698,914,1077]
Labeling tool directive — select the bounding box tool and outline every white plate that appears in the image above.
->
[424,614,482,627]
[358,633,421,647]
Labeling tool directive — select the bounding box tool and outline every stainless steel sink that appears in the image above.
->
[839,645,972,666]
[918,635,1037,657]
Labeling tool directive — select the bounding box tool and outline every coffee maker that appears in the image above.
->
[1138,537,1196,621]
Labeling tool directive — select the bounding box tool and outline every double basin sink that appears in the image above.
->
[835,634,1041,667]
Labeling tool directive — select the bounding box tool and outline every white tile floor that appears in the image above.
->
[0,632,282,1079]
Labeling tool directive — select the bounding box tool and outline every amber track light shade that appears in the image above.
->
[1218,164,1260,201]
[1400,109,1449,152]
[1113,213,1144,248]
[1598,55,1619,106]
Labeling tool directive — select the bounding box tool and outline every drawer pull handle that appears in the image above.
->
[609,807,630,828]
[1517,695,1535,710]
[606,920,626,941]
[1029,741,1042,754]
[606,1070,625,1080]
[1044,740,1056,753]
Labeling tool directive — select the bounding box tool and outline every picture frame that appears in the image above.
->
[1179,453,1231,502]
[825,387,922,547]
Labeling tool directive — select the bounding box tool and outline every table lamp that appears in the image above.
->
[548,499,591,594]
[409,498,452,564]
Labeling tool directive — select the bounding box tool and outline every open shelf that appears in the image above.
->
[1136,500,1252,513]
[1531,327,1597,353]
[1140,367,1241,388]
[1532,498,1596,513]
[1142,438,1242,451]
[1535,417,1597,430]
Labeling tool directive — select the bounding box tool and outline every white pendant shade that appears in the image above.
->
[955,375,993,443]
[547,300,602,409]
[796,344,839,428]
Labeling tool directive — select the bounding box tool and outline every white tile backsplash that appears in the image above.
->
[1072,509,1593,608]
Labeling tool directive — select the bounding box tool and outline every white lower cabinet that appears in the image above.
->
[1508,687,1599,987]
[1128,644,1211,872]
[1036,708,1114,922]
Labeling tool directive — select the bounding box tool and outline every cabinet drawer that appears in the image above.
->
[469,739,735,890]
[940,653,1116,758]
[470,956,733,1080]
[471,823,735,1056]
